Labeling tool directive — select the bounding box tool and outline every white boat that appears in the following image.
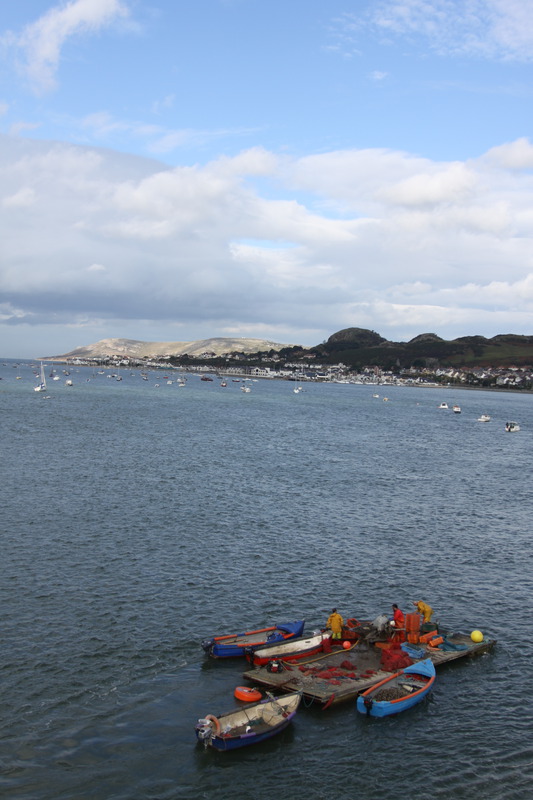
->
[34,363,47,392]
[452,405,461,413]
[438,402,448,409]
[241,385,251,393]
[505,421,520,432]
[477,414,491,422]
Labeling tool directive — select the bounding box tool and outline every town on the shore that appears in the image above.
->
[56,352,533,391]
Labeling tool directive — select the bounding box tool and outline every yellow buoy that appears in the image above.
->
[470,630,483,643]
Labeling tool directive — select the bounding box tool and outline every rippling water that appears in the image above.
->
[2,362,532,799]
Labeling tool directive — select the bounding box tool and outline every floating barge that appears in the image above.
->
[242,633,496,708]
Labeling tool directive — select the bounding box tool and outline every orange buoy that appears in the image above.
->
[234,686,262,702]
[342,641,351,649]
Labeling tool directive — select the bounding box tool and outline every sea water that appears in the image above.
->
[1,361,532,800]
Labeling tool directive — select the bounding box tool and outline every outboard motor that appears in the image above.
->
[363,698,373,717]
[195,719,213,741]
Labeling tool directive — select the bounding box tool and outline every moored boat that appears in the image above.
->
[202,620,305,658]
[438,402,448,409]
[195,691,302,750]
[505,421,520,432]
[245,630,331,667]
[34,362,47,392]
[356,658,436,718]
[452,404,461,413]
[477,414,491,422]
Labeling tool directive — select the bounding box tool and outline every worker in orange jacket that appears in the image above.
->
[391,604,405,627]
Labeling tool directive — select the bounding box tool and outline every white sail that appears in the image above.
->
[34,362,47,392]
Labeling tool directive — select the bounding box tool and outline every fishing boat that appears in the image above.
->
[505,421,520,432]
[356,658,436,718]
[195,691,302,751]
[34,362,47,392]
[245,630,331,667]
[202,620,305,658]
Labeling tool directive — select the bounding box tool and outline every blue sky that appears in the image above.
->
[2,0,533,357]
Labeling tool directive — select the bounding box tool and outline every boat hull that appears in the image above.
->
[356,659,436,718]
[195,692,302,750]
[246,631,330,666]
[205,712,295,750]
[202,620,305,658]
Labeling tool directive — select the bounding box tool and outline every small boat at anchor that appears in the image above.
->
[356,658,436,718]
[505,421,520,432]
[195,691,302,751]
[438,402,448,409]
[34,362,47,393]
[201,620,305,658]
[245,630,331,667]
[452,405,461,413]
[477,414,491,423]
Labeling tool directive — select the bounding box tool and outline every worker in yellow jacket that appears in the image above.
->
[326,608,344,639]
[413,600,433,623]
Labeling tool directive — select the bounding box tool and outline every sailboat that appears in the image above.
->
[34,362,47,392]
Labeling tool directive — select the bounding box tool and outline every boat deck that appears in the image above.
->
[242,633,496,708]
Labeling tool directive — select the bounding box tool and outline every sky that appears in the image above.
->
[2,0,533,358]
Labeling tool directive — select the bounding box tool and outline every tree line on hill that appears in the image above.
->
[168,328,533,373]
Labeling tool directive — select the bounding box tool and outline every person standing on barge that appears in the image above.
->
[326,608,344,640]
[413,600,434,623]
[391,604,405,627]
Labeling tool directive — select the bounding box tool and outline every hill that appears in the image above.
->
[46,329,533,370]
[308,328,533,369]
[45,336,300,360]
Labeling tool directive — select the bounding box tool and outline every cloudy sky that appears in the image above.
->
[2,0,533,357]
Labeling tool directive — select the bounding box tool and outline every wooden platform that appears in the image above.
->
[242,633,496,708]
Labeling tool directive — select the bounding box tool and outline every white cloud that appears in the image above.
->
[9,121,41,136]
[484,137,533,169]
[378,162,477,207]
[2,186,36,207]
[2,135,533,345]
[336,1,533,62]
[8,0,130,94]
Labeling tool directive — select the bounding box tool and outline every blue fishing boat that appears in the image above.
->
[356,658,436,717]
[195,691,302,750]
[201,620,305,658]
